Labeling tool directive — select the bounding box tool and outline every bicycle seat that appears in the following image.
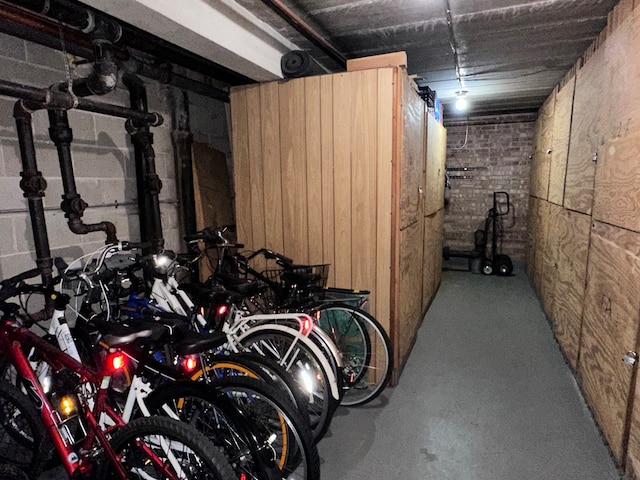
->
[91,317,160,347]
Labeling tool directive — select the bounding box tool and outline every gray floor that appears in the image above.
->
[317,266,622,479]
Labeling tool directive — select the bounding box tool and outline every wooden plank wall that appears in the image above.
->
[527,3,640,474]
[229,65,445,382]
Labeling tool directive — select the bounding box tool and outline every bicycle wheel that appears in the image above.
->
[308,303,393,407]
[210,376,320,480]
[236,324,340,441]
[192,351,310,422]
[0,381,49,479]
[96,416,235,479]
[144,381,272,480]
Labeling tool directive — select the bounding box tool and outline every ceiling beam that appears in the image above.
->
[79,0,300,82]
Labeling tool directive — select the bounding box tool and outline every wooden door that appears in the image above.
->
[192,142,234,280]
[579,221,640,462]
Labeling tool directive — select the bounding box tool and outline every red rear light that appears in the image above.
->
[108,353,126,371]
[239,473,247,480]
[217,304,228,316]
[183,355,199,372]
[301,317,313,335]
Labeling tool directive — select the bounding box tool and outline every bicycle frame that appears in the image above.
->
[0,317,130,479]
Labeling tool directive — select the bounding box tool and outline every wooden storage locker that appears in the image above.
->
[229,60,446,382]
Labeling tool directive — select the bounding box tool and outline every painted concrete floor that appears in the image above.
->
[317,267,621,480]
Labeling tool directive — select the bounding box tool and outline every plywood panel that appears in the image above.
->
[593,9,640,232]
[579,221,640,462]
[565,45,607,214]
[399,72,425,228]
[422,211,437,309]
[398,220,424,366]
[229,86,253,247]
[351,70,378,295]
[375,68,394,328]
[425,114,447,216]
[525,196,539,279]
[304,76,324,264]
[434,208,444,288]
[551,209,591,370]
[548,77,575,205]
[529,92,555,199]
[278,79,308,262]
[540,203,562,316]
[192,143,234,281]
[532,199,550,294]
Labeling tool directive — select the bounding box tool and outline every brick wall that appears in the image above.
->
[443,113,536,264]
[0,33,226,278]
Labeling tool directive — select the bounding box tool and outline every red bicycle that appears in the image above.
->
[0,267,235,479]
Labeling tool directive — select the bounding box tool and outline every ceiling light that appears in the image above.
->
[455,91,468,111]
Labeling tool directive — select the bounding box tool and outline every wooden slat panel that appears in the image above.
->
[229,86,253,247]
[579,221,640,462]
[278,79,308,262]
[375,68,394,327]
[551,208,591,370]
[304,76,324,264]
[548,77,575,205]
[529,92,555,199]
[351,70,378,294]
[260,82,284,267]
[565,45,607,214]
[332,73,353,287]
[320,75,336,286]
[246,87,266,251]
[399,72,425,228]
[593,10,640,232]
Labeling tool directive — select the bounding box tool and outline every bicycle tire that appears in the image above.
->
[95,416,235,479]
[143,380,272,480]
[209,376,320,480]
[236,324,339,441]
[0,381,49,479]
[192,351,310,422]
[307,302,393,407]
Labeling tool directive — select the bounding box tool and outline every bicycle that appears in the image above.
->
[187,225,393,407]
[0,268,236,479]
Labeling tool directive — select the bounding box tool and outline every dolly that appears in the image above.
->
[442,191,513,276]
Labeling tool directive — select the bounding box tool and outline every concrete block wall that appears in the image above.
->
[0,33,187,278]
[443,113,536,263]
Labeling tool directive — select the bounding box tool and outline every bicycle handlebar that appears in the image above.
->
[0,268,45,303]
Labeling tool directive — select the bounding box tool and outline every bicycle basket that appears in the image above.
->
[260,264,330,307]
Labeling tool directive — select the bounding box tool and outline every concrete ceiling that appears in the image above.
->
[78,0,619,118]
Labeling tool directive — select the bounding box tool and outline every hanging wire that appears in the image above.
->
[58,26,74,94]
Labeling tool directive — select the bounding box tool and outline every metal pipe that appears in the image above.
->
[123,74,165,254]
[260,0,347,68]
[47,109,118,244]
[13,100,53,282]
[0,79,163,125]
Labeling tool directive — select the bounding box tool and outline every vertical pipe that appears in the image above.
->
[47,109,118,243]
[123,74,164,254]
[13,100,53,281]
